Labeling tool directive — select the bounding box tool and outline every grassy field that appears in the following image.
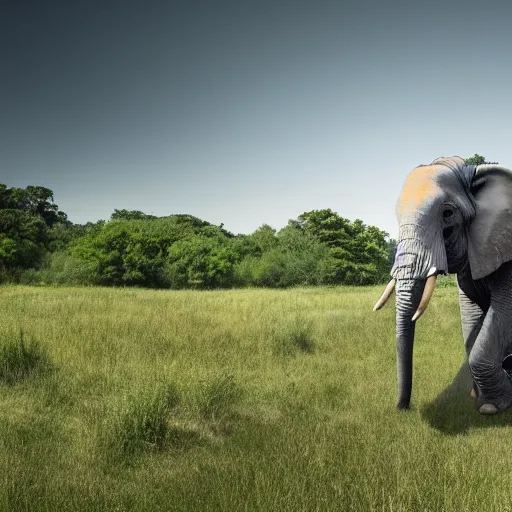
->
[1,284,512,511]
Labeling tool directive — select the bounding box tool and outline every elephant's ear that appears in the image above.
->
[468,166,512,280]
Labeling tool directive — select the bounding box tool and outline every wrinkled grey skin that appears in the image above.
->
[387,156,512,413]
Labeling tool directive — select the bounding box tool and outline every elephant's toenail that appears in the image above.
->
[479,403,498,415]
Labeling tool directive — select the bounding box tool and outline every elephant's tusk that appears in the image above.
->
[411,274,437,321]
[373,279,396,311]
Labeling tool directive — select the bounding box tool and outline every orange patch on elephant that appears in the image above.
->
[397,165,441,216]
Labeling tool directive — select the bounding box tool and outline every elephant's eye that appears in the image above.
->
[443,208,454,220]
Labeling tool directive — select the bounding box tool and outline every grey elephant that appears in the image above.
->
[374,156,512,415]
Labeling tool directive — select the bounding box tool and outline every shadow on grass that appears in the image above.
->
[421,361,512,435]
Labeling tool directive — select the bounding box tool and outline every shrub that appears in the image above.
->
[233,249,324,288]
[0,267,23,284]
[70,217,238,289]
[165,237,239,289]
[317,257,383,286]
[246,250,287,288]
[19,251,97,286]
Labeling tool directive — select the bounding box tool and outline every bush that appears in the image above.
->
[71,221,175,287]
[0,267,23,284]
[19,251,97,286]
[239,250,287,288]
[70,217,238,289]
[317,258,383,286]
[165,237,239,289]
[233,223,330,288]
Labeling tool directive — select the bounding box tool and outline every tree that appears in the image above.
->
[0,184,70,278]
[0,185,9,209]
[295,209,391,284]
[47,220,105,252]
[465,154,498,166]
[247,224,278,254]
[110,209,157,221]
[0,209,47,269]
[296,209,352,248]
[4,185,67,227]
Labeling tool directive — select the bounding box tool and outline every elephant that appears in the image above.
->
[374,156,512,415]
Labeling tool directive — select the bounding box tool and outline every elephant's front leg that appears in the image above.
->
[457,282,486,400]
[468,303,512,414]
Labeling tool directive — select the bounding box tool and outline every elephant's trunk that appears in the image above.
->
[395,279,424,409]
[387,229,444,409]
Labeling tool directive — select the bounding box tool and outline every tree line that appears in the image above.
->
[0,155,489,289]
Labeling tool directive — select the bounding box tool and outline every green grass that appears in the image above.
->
[0,283,511,511]
[0,330,52,384]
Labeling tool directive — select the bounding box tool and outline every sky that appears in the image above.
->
[2,0,512,239]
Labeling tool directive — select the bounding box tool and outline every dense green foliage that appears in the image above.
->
[0,209,47,270]
[69,212,391,288]
[0,184,67,227]
[0,186,68,275]
[0,183,396,288]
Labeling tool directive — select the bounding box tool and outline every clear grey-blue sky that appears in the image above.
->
[2,0,512,238]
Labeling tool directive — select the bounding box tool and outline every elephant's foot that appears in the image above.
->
[478,403,499,415]
[475,392,512,414]
[471,370,512,414]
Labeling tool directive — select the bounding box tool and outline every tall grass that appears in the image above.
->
[0,283,510,511]
[0,330,52,384]
[106,384,180,460]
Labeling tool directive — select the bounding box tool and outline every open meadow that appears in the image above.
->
[1,284,512,511]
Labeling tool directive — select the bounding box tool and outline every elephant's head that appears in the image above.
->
[374,156,512,410]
